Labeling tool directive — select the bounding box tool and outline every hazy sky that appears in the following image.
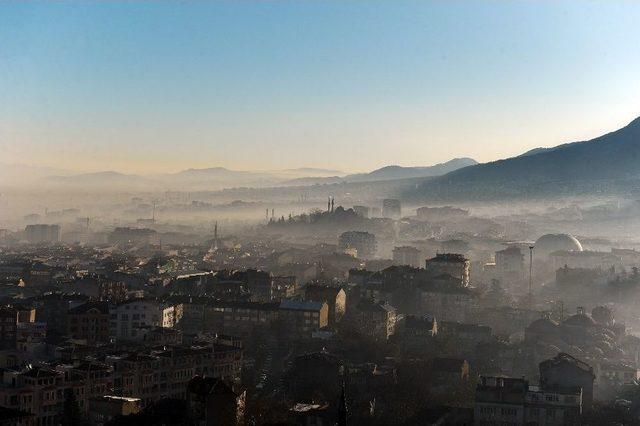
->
[1,1,640,174]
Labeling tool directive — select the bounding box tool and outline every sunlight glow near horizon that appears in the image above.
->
[1,1,640,174]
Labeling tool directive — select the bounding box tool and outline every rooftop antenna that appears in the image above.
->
[214,221,218,249]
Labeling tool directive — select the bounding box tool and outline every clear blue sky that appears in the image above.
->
[1,1,640,174]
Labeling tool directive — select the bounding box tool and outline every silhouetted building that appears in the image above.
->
[475,376,582,426]
[539,353,594,412]
[339,231,377,259]
[382,199,401,219]
[187,377,246,426]
[305,285,346,326]
[392,246,420,268]
[495,246,525,280]
[352,205,370,218]
[279,300,329,338]
[0,307,17,350]
[352,299,396,341]
[24,224,60,244]
[246,269,274,302]
[67,301,110,343]
[88,395,142,425]
[425,253,470,286]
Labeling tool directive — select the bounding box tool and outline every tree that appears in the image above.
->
[62,388,87,426]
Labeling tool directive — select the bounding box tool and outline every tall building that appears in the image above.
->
[0,307,17,350]
[304,285,346,326]
[67,301,110,343]
[24,224,60,244]
[495,246,525,278]
[382,199,401,219]
[352,299,397,341]
[475,376,582,426]
[187,377,246,426]
[111,299,164,340]
[338,231,376,259]
[539,353,595,412]
[425,253,470,286]
[352,205,370,218]
[392,246,421,267]
[278,300,329,338]
[246,269,274,303]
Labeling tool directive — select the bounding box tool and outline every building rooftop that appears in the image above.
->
[279,300,324,311]
[427,253,468,263]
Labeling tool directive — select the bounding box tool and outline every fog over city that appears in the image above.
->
[2,2,640,426]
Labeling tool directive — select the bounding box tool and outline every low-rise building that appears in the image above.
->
[204,302,279,338]
[392,246,421,268]
[0,307,17,350]
[475,376,582,426]
[539,353,594,412]
[111,299,164,341]
[187,377,245,426]
[352,299,397,341]
[338,231,377,259]
[278,300,329,338]
[304,285,346,326]
[401,314,438,351]
[425,253,470,286]
[67,301,110,344]
[88,395,142,425]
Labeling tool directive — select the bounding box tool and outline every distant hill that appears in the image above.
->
[37,166,345,191]
[346,158,477,182]
[48,171,142,183]
[44,171,153,190]
[30,158,478,192]
[410,116,640,200]
[281,158,477,186]
[0,163,73,187]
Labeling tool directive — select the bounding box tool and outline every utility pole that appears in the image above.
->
[528,245,534,300]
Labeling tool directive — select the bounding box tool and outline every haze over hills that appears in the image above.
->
[33,167,341,191]
[0,160,474,192]
[410,116,640,200]
[0,163,74,186]
[281,158,477,186]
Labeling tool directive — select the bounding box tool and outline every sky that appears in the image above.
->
[1,1,640,175]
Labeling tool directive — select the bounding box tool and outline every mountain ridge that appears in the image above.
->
[409,116,640,200]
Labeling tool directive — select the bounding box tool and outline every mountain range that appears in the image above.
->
[1,160,476,191]
[281,158,478,186]
[38,167,343,191]
[6,115,638,198]
[410,116,640,200]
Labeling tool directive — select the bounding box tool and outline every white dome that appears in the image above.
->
[535,234,583,256]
